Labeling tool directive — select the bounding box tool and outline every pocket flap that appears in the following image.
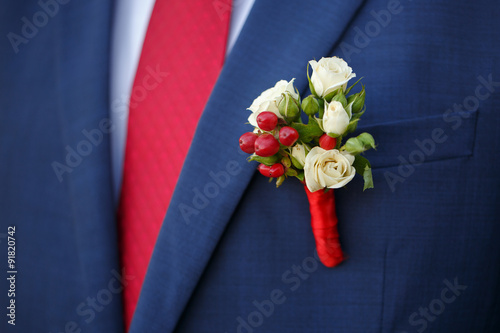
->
[357,110,478,169]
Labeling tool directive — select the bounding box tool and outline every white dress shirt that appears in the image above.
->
[110,0,255,201]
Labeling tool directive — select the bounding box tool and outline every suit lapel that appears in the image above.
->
[130,0,365,331]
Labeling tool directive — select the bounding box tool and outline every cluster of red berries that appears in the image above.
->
[239,112,299,178]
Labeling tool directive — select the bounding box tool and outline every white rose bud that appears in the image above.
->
[248,79,298,129]
[291,143,309,168]
[304,147,356,192]
[309,57,356,98]
[323,101,350,136]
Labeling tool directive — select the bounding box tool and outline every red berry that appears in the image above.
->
[239,132,258,154]
[269,163,285,177]
[256,111,278,131]
[257,164,271,177]
[319,134,337,150]
[254,134,280,157]
[279,126,299,146]
[258,163,285,178]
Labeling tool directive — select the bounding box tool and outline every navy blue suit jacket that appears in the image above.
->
[1,0,499,332]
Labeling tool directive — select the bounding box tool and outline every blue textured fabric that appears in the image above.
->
[1,0,499,332]
[0,1,123,332]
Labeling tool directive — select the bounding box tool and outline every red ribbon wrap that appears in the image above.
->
[304,185,344,267]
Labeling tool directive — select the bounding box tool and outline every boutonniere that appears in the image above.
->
[239,57,376,267]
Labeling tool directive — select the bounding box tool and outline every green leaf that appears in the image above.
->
[345,76,364,95]
[296,172,305,182]
[323,87,342,103]
[358,132,376,150]
[353,154,370,175]
[350,108,365,121]
[342,132,376,154]
[323,90,335,102]
[327,132,341,138]
[362,165,374,191]
[344,119,359,135]
[248,154,280,166]
[343,137,364,154]
[345,101,353,119]
[291,155,304,169]
[290,119,324,143]
[295,87,301,104]
[318,98,325,118]
[335,136,343,149]
[353,155,374,191]
[307,62,318,97]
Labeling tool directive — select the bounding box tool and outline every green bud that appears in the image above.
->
[281,156,292,168]
[276,175,286,188]
[278,93,300,121]
[347,86,365,114]
[301,95,320,116]
[330,90,347,108]
[285,168,298,177]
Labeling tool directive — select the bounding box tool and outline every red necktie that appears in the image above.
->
[117,0,231,329]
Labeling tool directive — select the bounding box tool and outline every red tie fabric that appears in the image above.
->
[117,0,231,329]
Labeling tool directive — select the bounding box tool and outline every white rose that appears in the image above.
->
[248,79,298,128]
[309,57,356,97]
[291,143,309,168]
[304,147,356,192]
[323,101,350,136]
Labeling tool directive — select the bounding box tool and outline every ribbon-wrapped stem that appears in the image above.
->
[304,185,344,267]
